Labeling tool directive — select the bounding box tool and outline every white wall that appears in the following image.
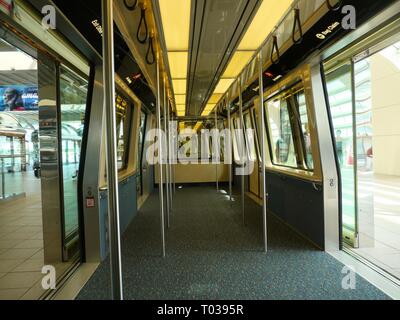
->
[370,52,400,177]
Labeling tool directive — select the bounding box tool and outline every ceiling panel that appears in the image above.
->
[186,0,260,116]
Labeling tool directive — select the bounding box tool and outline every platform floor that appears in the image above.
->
[342,171,400,280]
[0,168,79,300]
[0,173,44,300]
[77,186,390,300]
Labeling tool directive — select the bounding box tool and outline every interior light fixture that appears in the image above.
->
[168,51,189,78]
[238,0,294,51]
[158,0,191,51]
[172,79,187,95]
[175,94,186,104]
[214,78,235,94]
[222,51,255,78]
[207,93,223,104]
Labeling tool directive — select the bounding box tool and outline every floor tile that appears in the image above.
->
[28,233,44,241]
[0,272,42,289]
[30,250,44,261]
[0,233,35,241]
[0,260,24,273]
[14,240,43,249]
[0,288,28,300]
[0,240,17,249]
[0,248,40,260]
[12,260,44,273]
[17,226,42,233]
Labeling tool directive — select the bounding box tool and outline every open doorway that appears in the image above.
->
[0,37,44,299]
[325,38,400,282]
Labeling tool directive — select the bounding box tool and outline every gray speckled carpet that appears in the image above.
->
[77,185,390,300]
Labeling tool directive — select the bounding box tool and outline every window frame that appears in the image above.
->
[264,82,304,170]
[261,65,322,182]
[115,91,134,172]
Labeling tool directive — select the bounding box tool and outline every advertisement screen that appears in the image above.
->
[0,86,39,111]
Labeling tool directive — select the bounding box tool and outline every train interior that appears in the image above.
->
[0,0,400,300]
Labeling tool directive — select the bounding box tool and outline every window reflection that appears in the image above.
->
[266,98,297,167]
[116,93,132,170]
[264,83,315,171]
[60,66,88,253]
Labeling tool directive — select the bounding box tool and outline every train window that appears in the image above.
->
[243,112,257,161]
[251,108,261,160]
[216,119,225,162]
[137,110,147,196]
[116,93,132,170]
[264,82,315,171]
[294,92,314,170]
[232,117,241,163]
[265,96,297,168]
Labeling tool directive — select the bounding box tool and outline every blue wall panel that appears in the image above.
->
[99,174,138,260]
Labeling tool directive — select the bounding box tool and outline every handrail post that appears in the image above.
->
[259,52,268,253]
[101,0,123,299]
[238,77,246,225]
[228,98,232,202]
[163,79,170,229]
[156,58,166,257]
[167,100,172,211]
[215,106,219,192]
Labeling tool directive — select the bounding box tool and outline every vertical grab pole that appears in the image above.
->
[163,79,170,229]
[167,101,173,212]
[238,77,246,225]
[258,52,268,253]
[173,113,176,194]
[228,98,232,201]
[215,106,219,192]
[156,59,166,257]
[101,0,123,300]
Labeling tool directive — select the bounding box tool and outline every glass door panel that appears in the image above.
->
[325,63,359,247]
[59,66,88,260]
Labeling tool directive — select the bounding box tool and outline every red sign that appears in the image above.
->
[86,197,95,208]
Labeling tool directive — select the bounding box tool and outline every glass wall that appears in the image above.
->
[59,66,88,256]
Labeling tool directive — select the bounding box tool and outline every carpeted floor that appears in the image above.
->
[77,185,390,300]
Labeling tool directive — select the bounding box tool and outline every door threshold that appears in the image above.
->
[328,250,400,300]
[52,263,99,300]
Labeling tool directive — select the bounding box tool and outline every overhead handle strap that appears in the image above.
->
[146,35,155,65]
[124,0,138,11]
[292,8,303,45]
[270,35,280,65]
[326,0,343,11]
[137,6,148,44]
